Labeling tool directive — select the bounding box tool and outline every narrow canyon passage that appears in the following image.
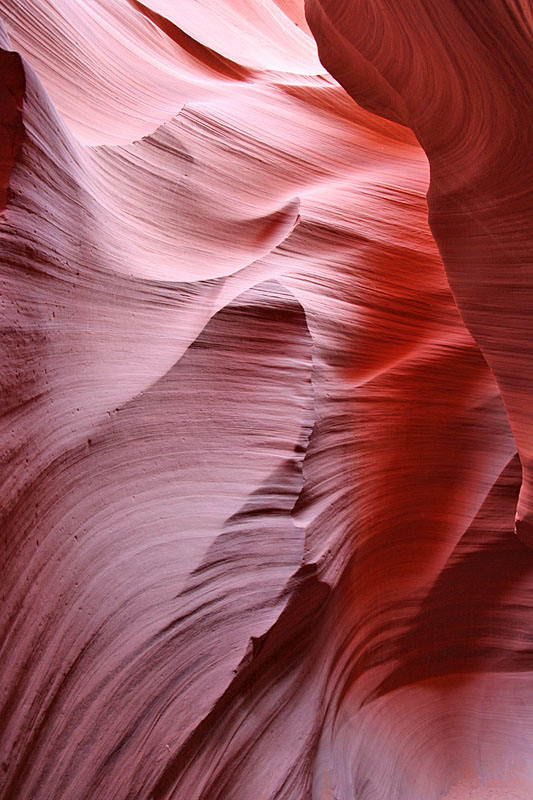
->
[1,1,532,798]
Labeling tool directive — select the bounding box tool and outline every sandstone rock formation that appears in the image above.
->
[1,1,531,798]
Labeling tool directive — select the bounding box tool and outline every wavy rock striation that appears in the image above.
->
[306,0,533,545]
[1,1,532,799]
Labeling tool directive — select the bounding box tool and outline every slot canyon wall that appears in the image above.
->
[1,1,532,798]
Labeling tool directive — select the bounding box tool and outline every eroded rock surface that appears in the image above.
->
[1,1,532,798]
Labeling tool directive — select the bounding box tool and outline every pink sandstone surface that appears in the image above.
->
[0,1,532,798]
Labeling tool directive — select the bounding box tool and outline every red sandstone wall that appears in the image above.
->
[1,2,532,798]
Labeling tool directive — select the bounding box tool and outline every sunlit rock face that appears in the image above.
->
[306,0,533,547]
[0,1,531,799]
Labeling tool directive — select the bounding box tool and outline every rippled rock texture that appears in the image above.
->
[1,1,532,799]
